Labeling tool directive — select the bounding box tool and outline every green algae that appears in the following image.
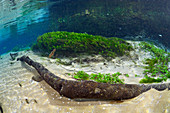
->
[69,71,124,84]
[32,31,132,58]
[139,42,170,83]
[32,32,169,83]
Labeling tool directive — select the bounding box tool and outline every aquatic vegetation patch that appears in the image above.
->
[139,42,170,83]
[32,31,132,58]
[139,75,166,83]
[68,71,125,84]
[135,74,140,77]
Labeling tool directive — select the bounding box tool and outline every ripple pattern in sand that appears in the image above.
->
[0,52,169,113]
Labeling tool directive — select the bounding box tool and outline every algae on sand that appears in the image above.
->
[32,31,169,84]
[32,31,133,58]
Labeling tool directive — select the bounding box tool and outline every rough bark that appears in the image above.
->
[17,56,169,100]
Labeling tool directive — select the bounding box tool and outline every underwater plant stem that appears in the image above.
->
[17,56,169,100]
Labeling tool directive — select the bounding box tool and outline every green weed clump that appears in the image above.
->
[32,31,132,58]
[139,42,170,83]
[139,75,166,83]
[69,71,124,84]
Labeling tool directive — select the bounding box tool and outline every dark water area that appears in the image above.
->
[0,0,170,55]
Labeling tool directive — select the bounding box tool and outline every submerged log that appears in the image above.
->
[17,56,169,100]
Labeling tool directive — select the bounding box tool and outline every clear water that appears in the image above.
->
[0,0,170,55]
[0,1,170,112]
[0,0,55,54]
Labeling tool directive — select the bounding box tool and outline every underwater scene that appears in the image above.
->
[0,0,169,112]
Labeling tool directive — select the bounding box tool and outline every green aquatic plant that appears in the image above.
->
[73,71,89,80]
[32,31,132,58]
[135,74,140,77]
[125,74,130,77]
[69,71,124,84]
[139,42,167,57]
[139,75,166,83]
[139,42,170,83]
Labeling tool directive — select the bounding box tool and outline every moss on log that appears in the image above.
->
[17,56,169,100]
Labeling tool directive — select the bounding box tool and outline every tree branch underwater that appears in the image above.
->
[17,56,169,100]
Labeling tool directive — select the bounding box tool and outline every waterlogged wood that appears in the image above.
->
[17,56,169,100]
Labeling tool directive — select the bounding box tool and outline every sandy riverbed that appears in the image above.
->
[0,41,169,113]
